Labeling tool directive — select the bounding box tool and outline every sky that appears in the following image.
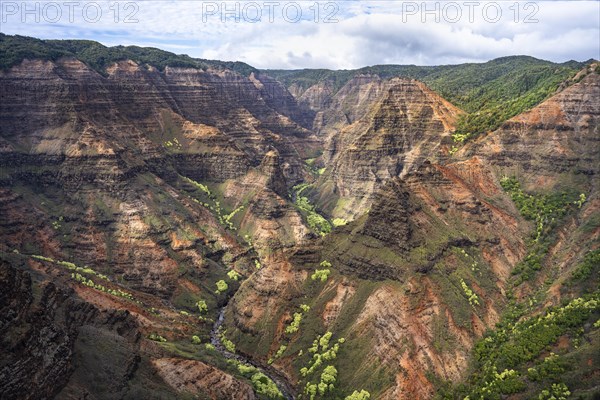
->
[1,0,599,69]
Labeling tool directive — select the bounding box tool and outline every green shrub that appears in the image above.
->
[251,372,283,399]
[345,390,371,400]
[285,312,303,334]
[148,333,167,342]
[238,363,258,376]
[332,218,348,227]
[460,279,480,306]
[215,280,228,294]
[570,249,600,282]
[219,330,236,353]
[311,269,331,282]
[196,299,208,313]
[227,270,241,281]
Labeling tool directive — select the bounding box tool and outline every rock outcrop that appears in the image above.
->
[313,77,463,220]
[152,358,256,400]
[465,68,600,191]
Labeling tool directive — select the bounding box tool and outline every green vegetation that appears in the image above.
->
[219,329,236,353]
[196,300,208,313]
[311,262,332,282]
[500,177,579,242]
[574,193,586,208]
[227,270,241,281]
[345,390,371,400]
[569,249,600,283]
[52,216,63,230]
[439,293,600,399]
[293,184,332,236]
[238,363,258,375]
[33,254,108,280]
[183,175,246,231]
[285,304,310,334]
[300,304,311,313]
[0,33,257,75]
[30,254,54,262]
[435,177,598,399]
[450,63,579,141]
[311,269,331,283]
[268,344,288,364]
[70,272,135,300]
[233,360,284,399]
[204,343,215,351]
[267,56,583,145]
[215,279,228,294]
[148,333,167,342]
[500,177,583,283]
[191,335,202,344]
[224,206,245,226]
[285,313,304,334]
[164,137,182,150]
[537,383,570,400]
[460,279,480,307]
[182,176,211,196]
[251,372,284,399]
[303,156,327,177]
[332,218,348,227]
[30,254,134,300]
[297,332,350,399]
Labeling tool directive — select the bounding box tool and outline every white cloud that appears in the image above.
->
[1,0,598,68]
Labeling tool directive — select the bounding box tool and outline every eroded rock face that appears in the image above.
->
[0,57,320,298]
[2,52,598,400]
[466,70,600,191]
[259,150,289,198]
[152,358,256,400]
[314,78,463,220]
[0,260,142,400]
[0,58,318,190]
[226,68,599,399]
[359,178,413,252]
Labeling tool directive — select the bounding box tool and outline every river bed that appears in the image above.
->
[210,306,296,400]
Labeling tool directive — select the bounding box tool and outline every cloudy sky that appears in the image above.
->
[1,0,599,69]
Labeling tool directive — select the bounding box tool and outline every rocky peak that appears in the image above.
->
[314,77,463,221]
[259,149,288,197]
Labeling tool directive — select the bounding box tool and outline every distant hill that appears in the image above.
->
[264,56,589,138]
[0,33,257,76]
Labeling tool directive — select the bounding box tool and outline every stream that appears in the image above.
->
[210,306,296,400]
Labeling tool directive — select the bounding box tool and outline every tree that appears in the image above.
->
[345,390,371,400]
[196,299,208,313]
[215,280,228,294]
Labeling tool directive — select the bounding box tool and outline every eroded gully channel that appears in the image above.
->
[210,305,296,399]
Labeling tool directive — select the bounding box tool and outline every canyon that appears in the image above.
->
[0,35,598,400]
